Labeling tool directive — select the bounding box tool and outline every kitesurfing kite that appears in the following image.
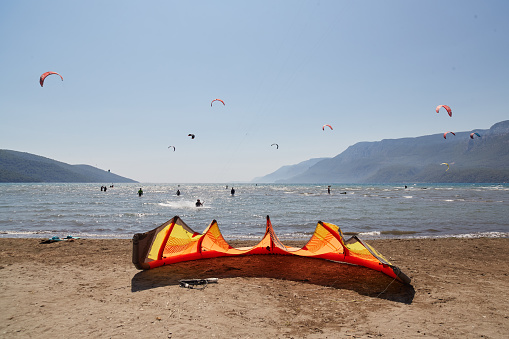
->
[436,105,452,117]
[211,99,225,107]
[322,124,333,131]
[40,72,63,87]
[441,163,450,171]
[271,143,279,149]
[168,146,176,151]
[188,134,195,139]
[132,216,411,284]
[470,132,481,139]
[443,131,456,139]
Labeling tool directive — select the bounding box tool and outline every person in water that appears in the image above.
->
[195,199,203,207]
[176,189,181,196]
[138,188,143,197]
[231,187,235,195]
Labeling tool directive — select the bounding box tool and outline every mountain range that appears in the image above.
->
[3,121,508,184]
[253,120,509,184]
[0,150,137,183]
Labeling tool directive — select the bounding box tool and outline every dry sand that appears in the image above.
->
[1,237,508,338]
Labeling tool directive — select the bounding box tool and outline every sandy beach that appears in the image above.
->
[0,237,508,338]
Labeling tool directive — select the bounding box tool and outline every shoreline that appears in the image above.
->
[1,237,508,338]
[2,230,508,241]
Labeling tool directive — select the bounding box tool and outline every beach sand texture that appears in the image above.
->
[1,237,508,338]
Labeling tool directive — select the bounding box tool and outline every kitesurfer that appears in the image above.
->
[138,188,143,197]
[231,187,235,196]
[195,199,203,207]
[328,186,331,194]
[176,189,180,196]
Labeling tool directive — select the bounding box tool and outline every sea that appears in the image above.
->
[1,183,508,241]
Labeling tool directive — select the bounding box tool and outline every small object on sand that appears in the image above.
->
[40,235,80,244]
[179,278,218,290]
[40,236,61,244]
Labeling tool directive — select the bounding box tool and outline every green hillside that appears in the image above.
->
[0,150,137,183]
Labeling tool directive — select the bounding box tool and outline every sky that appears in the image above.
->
[1,0,508,183]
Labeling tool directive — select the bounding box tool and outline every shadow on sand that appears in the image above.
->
[131,256,415,304]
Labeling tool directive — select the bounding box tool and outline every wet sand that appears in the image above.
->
[0,237,508,338]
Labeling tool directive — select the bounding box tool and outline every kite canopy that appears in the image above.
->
[211,98,225,107]
[436,105,452,117]
[132,216,411,284]
[443,131,455,139]
[40,71,63,87]
[322,124,333,131]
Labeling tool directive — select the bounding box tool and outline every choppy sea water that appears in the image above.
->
[0,183,508,240]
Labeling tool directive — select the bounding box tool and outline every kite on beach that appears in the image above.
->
[40,72,63,87]
[132,216,411,284]
[436,105,452,117]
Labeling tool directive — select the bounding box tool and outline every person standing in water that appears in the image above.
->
[231,187,235,196]
[138,188,143,197]
[195,199,203,207]
[176,189,180,196]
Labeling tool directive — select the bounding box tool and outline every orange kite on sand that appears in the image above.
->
[132,216,411,284]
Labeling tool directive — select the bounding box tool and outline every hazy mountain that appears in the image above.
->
[251,158,328,183]
[255,120,509,184]
[0,150,137,183]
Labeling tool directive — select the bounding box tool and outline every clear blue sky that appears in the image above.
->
[1,0,508,183]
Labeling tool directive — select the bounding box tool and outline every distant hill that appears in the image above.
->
[255,120,509,184]
[0,150,137,183]
[251,158,328,183]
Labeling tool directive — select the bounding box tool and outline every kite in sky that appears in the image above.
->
[441,163,450,171]
[40,71,63,87]
[211,99,225,107]
[188,134,195,139]
[436,105,452,117]
[470,132,481,139]
[322,124,333,131]
[168,146,175,151]
[271,143,279,149]
[443,131,455,139]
